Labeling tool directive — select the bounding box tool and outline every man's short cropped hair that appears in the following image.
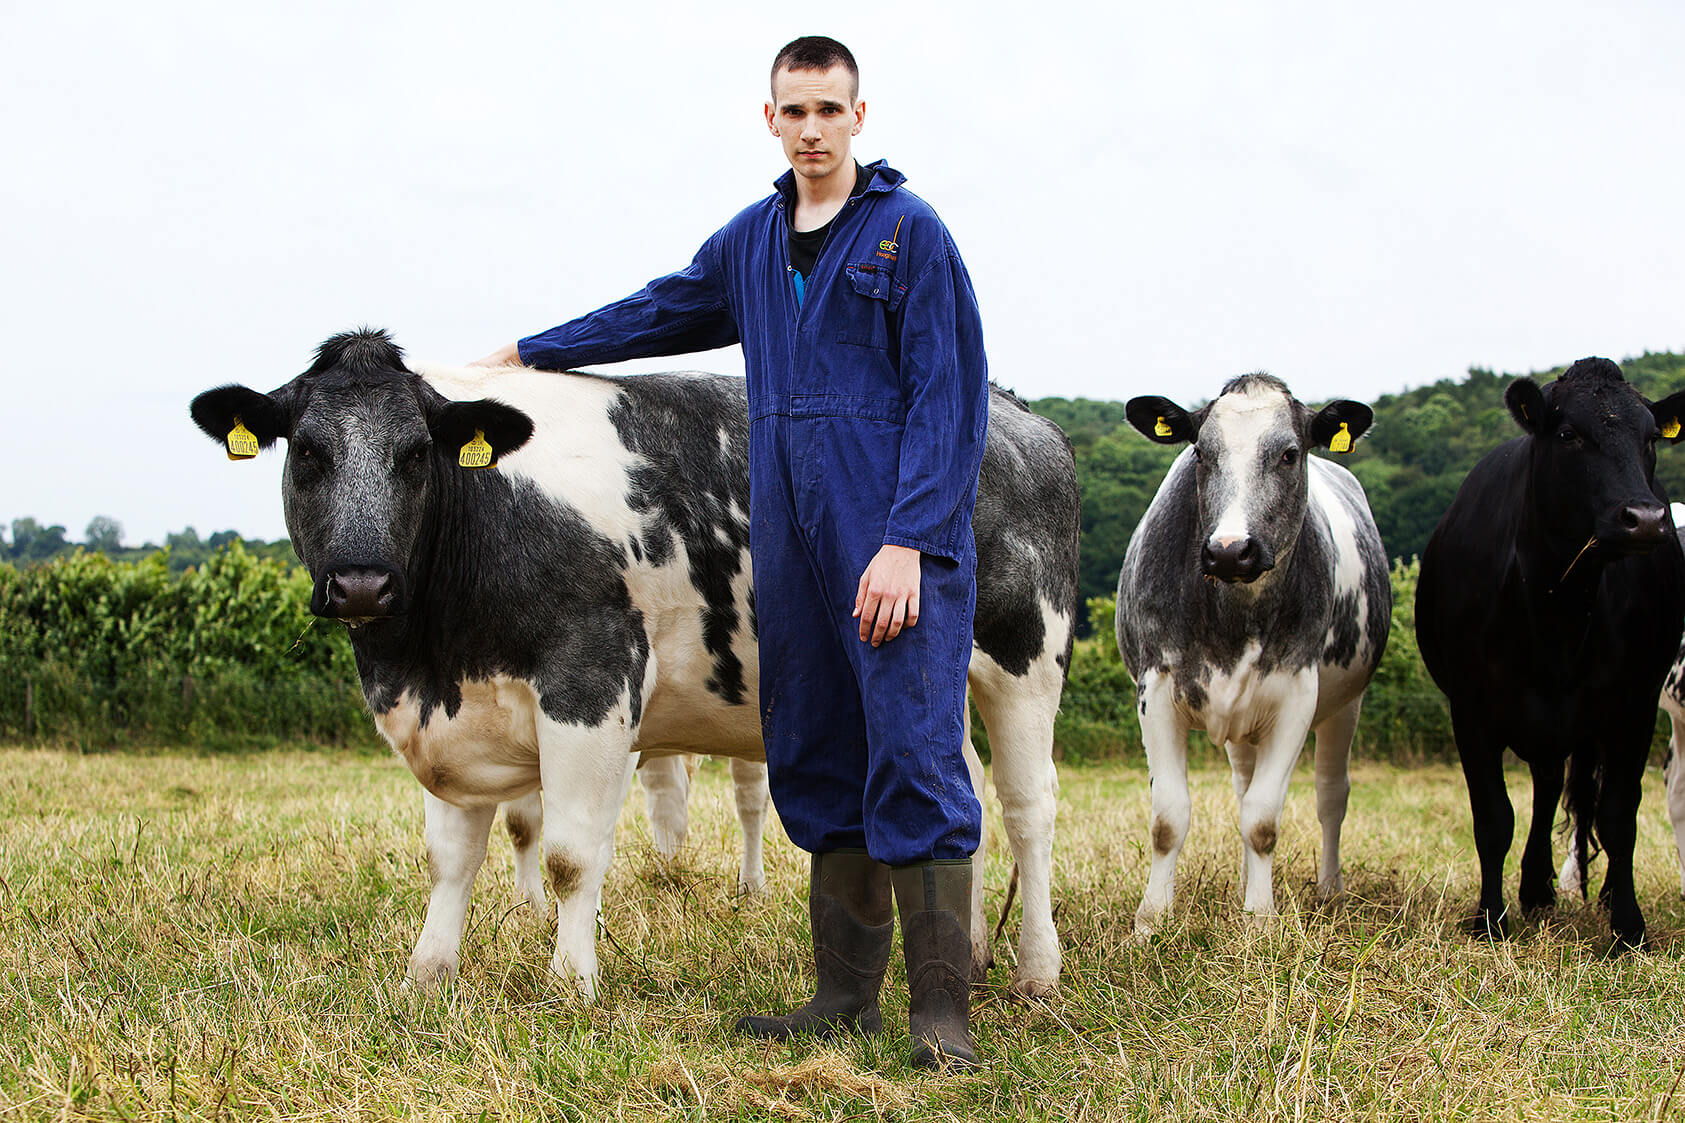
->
[770,36,859,101]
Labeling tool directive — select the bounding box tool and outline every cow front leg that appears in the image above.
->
[1666,733,1685,898]
[1135,673,1192,939]
[408,791,497,987]
[1226,740,1258,899]
[636,753,692,863]
[1236,682,1317,920]
[502,789,548,919]
[1454,711,1513,939]
[973,685,1062,997]
[1518,758,1565,916]
[538,718,640,1000]
[1311,698,1360,900]
[1597,740,1649,950]
[728,757,769,894]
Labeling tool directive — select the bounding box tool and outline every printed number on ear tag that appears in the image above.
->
[1664,418,1681,440]
[1154,416,1173,438]
[226,418,260,461]
[1329,422,1352,454]
[459,429,494,469]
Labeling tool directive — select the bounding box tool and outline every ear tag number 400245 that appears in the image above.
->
[1329,422,1352,454]
[225,417,260,461]
[459,429,494,469]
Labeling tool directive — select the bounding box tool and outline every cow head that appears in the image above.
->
[190,329,534,621]
[1127,374,1371,584]
[1504,357,1685,555]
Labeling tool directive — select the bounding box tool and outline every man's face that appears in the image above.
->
[764,65,864,182]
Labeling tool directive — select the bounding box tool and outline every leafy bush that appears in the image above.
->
[0,544,374,749]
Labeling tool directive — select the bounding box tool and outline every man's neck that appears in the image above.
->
[792,160,861,233]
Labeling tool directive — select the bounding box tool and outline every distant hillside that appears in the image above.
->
[1031,351,1685,630]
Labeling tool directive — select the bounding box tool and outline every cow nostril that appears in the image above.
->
[1622,508,1642,529]
[375,574,396,606]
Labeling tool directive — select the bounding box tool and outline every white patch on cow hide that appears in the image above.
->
[1203,385,1295,547]
[373,676,544,805]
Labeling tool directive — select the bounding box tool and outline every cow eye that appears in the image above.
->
[1557,426,1580,445]
[402,442,430,465]
[1281,448,1299,466]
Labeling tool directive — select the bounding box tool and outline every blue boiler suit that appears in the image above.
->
[518,160,987,866]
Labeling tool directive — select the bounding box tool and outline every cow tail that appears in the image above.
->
[1562,743,1604,901]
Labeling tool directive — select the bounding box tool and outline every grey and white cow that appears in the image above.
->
[190,329,1078,999]
[1116,374,1390,935]
[1559,502,1685,900]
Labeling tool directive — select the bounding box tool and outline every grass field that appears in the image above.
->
[4,747,1685,1121]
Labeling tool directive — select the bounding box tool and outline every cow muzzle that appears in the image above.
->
[1599,503,1669,553]
[1201,536,1272,584]
[314,564,406,619]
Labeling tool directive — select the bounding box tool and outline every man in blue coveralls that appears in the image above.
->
[474,36,988,1070]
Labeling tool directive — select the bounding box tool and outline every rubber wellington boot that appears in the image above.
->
[892,859,979,1071]
[735,849,894,1039]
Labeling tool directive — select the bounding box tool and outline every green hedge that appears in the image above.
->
[11,546,1651,765]
[0,545,375,749]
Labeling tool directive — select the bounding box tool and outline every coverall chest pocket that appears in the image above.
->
[836,262,905,350]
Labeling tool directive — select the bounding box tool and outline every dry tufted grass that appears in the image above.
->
[3,745,1685,1120]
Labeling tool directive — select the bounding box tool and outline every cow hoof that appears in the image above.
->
[1010,973,1058,1000]
[405,953,459,989]
[1461,909,1509,941]
[523,894,552,923]
[1315,876,1344,902]
[734,872,767,896]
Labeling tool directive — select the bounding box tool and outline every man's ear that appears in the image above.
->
[1505,379,1548,435]
[1310,400,1374,454]
[1649,390,1685,446]
[430,399,535,468]
[1125,396,1197,444]
[189,384,293,456]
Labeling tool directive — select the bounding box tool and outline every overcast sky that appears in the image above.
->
[4,0,1682,545]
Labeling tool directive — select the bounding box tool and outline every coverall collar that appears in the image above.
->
[773,159,907,211]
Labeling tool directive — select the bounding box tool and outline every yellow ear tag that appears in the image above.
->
[1154,416,1173,438]
[458,428,494,469]
[1664,418,1681,440]
[1329,422,1352,454]
[225,417,259,461]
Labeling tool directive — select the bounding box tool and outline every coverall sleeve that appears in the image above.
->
[515,232,738,370]
[880,247,989,563]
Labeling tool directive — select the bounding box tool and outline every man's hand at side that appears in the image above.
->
[853,544,921,646]
[469,341,527,368]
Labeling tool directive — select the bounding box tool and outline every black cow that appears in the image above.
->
[1417,357,1685,947]
[189,329,1079,998]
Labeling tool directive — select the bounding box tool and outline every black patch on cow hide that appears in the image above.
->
[351,467,649,731]
[971,386,1082,676]
[607,375,754,706]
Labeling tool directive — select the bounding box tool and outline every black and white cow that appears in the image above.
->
[1559,503,1685,901]
[1417,358,1685,947]
[189,329,1078,998]
[1116,374,1390,935]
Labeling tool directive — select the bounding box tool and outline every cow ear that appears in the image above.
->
[430,398,535,468]
[1309,400,1373,454]
[1505,379,1548,435]
[1125,396,1196,444]
[189,384,292,457]
[1649,391,1685,446]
